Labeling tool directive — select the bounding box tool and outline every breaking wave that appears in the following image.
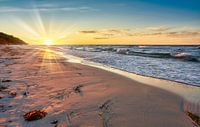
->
[72,46,200,62]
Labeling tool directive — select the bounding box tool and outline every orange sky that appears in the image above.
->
[0,0,200,45]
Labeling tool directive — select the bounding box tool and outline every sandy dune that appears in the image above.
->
[0,46,196,127]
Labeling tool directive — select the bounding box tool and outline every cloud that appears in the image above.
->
[166,31,200,37]
[94,37,109,40]
[80,29,131,35]
[147,26,172,32]
[79,30,98,34]
[79,29,132,39]
[107,29,126,33]
[79,28,200,39]
[129,31,200,37]
[101,33,115,36]
[0,6,96,13]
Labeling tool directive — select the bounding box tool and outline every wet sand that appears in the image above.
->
[0,45,196,127]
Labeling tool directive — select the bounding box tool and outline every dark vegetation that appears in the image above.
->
[0,32,27,45]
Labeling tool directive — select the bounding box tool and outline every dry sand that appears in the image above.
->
[0,45,197,127]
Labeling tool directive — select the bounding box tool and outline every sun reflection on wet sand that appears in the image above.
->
[38,47,66,74]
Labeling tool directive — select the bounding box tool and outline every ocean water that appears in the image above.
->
[57,45,200,86]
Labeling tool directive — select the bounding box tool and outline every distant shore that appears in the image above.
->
[0,45,199,127]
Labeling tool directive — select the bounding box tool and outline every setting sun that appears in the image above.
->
[44,39,53,45]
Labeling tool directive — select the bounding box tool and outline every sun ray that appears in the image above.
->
[32,4,47,36]
[14,18,41,38]
[7,3,78,45]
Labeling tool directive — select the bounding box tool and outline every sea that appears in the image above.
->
[57,45,200,87]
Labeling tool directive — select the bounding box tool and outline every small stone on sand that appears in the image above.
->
[51,120,58,124]
[0,86,8,91]
[1,80,12,83]
[8,91,17,98]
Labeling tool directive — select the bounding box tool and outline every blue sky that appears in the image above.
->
[0,0,200,44]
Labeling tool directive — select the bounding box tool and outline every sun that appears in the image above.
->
[44,39,54,45]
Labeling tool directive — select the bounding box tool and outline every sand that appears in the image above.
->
[0,45,197,127]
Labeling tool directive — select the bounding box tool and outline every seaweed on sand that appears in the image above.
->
[24,110,47,121]
[99,100,113,127]
[186,111,200,126]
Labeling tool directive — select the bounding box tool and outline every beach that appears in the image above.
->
[0,45,199,127]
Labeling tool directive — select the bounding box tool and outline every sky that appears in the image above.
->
[0,0,200,45]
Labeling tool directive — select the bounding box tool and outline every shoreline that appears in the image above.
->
[0,45,199,126]
[107,66,200,88]
[57,48,200,116]
[55,47,200,120]
[56,47,200,125]
[56,49,200,102]
[55,46,200,87]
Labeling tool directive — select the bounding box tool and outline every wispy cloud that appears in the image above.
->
[166,31,200,37]
[80,29,132,40]
[79,30,98,34]
[0,5,96,13]
[147,26,172,32]
[94,37,109,40]
[79,27,200,39]
[131,30,200,38]
[80,29,131,38]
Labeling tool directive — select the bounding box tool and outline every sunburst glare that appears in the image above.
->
[11,3,77,45]
[44,39,53,45]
